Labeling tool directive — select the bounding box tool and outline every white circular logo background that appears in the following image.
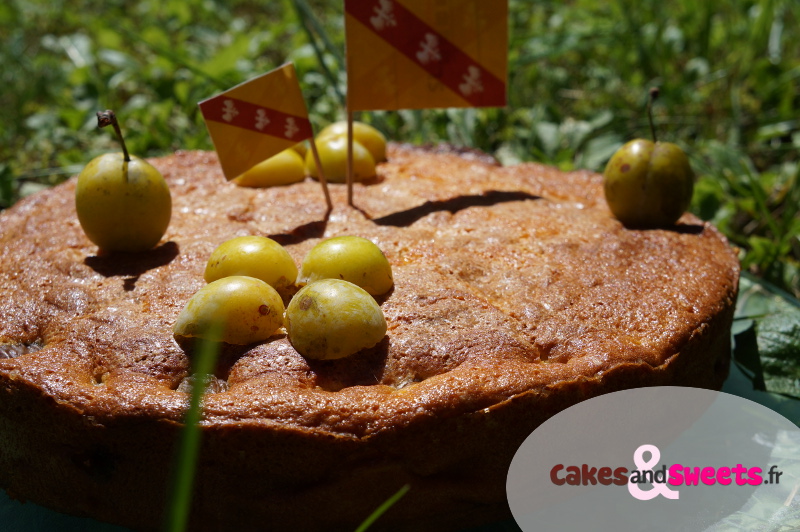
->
[507,386,800,531]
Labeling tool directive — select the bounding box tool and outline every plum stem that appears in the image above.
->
[97,110,130,162]
[647,87,659,143]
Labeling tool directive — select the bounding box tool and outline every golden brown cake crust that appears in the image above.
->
[0,144,739,530]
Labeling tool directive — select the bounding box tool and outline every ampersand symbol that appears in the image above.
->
[627,444,680,500]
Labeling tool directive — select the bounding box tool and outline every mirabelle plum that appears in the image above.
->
[602,87,695,228]
[204,236,297,291]
[305,136,375,183]
[291,141,308,159]
[76,111,171,252]
[285,279,387,360]
[603,139,694,228]
[76,152,172,252]
[173,276,284,345]
[318,121,387,163]
[234,149,305,188]
[298,236,393,295]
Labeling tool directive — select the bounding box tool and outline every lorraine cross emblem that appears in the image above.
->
[222,100,239,122]
[458,66,484,96]
[416,33,441,65]
[284,117,300,138]
[255,109,270,130]
[370,0,397,31]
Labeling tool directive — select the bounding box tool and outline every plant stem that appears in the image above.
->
[647,87,659,143]
[164,330,222,532]
[97,110,130,162]
[354,484,411,532]
[291,0,345,106]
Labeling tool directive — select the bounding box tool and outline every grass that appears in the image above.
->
[164,332,221,532]
[2,0,797,297]
[162,327,410,532]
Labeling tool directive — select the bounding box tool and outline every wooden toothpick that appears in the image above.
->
[346,110,355,207]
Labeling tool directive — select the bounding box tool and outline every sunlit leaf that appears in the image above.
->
[734,273,800,401]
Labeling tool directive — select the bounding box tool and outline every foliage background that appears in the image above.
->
[1,0,798,299]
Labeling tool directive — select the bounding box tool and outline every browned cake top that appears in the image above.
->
[0,144,739,438]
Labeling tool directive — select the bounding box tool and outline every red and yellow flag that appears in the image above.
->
[345,0,508,111]
[199,63,313,181]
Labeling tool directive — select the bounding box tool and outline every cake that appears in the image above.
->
[0,144,739,531]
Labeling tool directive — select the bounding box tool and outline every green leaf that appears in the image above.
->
[691,175,724,221]
[733,273,800,401]
[577,132,622,171]
[534,122,559,158]
[757,302,800,397]
[202,33,253,79]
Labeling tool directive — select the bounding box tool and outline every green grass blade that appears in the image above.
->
[163,331,222,532]
[353,484,411,532]
[292,0,345,106]
[292,0,344,67]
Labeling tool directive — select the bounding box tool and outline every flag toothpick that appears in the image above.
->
[198,1,509,214]
[199,62,331,213]
[344,0,508,112]
[346,110,355,207]
[343,0,509,208]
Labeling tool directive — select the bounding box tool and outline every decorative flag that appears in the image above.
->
[345,0,508,111]
[199,63,314,181]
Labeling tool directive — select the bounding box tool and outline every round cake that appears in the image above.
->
[0,144,739,531]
